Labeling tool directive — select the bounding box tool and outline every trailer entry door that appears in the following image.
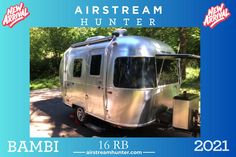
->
[86,49,105,118]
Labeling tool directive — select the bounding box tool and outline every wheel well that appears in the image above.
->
[72,104,77,109]
[72,104,85,111]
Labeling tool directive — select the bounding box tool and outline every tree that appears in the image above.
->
[179,28,188,80]
[30,27,200,81]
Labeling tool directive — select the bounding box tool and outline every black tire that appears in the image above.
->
[75,107,86,123]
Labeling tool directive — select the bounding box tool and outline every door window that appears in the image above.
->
[90,55,102,76]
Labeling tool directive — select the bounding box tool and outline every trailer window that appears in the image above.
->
[73,58,83,77]
[156,59,179,85]
[114,57,157,88]
[90,55,102,76]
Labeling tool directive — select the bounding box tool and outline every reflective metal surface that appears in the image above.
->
[105,84,179,127]
[173,96,199,130]
[60,34,181,128]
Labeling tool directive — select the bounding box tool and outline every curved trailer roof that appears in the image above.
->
[70,35,176,56]
[70,29,200,59]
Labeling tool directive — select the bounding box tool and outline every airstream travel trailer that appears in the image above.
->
[59,29,200,130]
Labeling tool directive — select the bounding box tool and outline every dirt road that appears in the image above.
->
[30,88,194,137]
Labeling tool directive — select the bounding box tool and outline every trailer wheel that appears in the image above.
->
[76,107,86,123]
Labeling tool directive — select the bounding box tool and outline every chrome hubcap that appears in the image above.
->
[76,108,85,122]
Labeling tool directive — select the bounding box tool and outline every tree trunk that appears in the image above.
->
[179,28,188,80]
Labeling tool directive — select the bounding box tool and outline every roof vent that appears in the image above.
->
[86,36,105,41]
[112,29,128,37]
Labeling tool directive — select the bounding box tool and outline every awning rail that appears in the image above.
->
[71,36,113,48]
[156,54,200,59]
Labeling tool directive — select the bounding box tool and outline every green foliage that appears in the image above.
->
[181,67,200,95]
[30,27,117,80]
[30,27,200,81]
[30,77,60,90]
[126,27,200,54]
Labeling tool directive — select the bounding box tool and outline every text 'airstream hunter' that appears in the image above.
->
[59,29,200,131]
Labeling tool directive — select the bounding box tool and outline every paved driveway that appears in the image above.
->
[30,88,195,137]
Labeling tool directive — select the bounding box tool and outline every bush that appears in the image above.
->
[30,77,60,90]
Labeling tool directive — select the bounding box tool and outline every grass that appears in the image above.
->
[30,77,60,90]
[180,67,200,95]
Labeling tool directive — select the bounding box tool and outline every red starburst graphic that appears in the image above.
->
[2,2,30,28]
[203,3,230,29]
